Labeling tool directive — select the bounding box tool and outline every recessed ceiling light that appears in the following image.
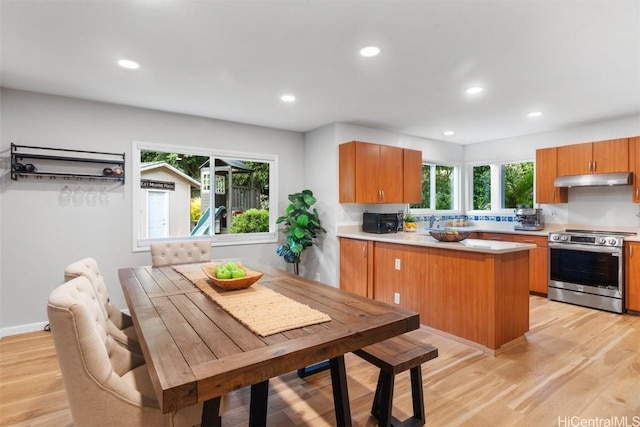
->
[118,59,139,70]
[280,95,296,102]
[465,87,483,95]
[527,111,543,117]
[443,130,455,136]
[359,46,380,57]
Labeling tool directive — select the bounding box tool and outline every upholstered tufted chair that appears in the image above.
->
[150,239,211,266]
[64,258,141,354]
[47,276,203,427]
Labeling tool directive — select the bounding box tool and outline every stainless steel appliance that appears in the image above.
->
[514,208,544,231]
[548,229,636,313]
[362,212,402,234]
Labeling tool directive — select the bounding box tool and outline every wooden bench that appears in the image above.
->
[353,329,438,427]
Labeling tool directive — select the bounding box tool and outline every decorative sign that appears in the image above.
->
[141,179,175,191]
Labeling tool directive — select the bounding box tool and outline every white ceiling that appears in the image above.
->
[2,0,639,144]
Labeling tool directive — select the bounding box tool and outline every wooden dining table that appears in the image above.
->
[119,259,420,426]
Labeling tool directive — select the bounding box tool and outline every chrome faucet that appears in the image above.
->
[428,215,437,228]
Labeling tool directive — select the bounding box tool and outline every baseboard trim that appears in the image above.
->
[1,321,50,339]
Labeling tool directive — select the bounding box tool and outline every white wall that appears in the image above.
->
[464,115,640,227]
[0,88,304,335]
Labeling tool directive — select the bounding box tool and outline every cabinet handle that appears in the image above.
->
[552,189,556,201]
[593,160,596,172]
[522,239,535,243]
[631,246,634,257]
[588,160,592,172]
[362,245,367,257]
[381,190,385,200]
[636,187,638,199]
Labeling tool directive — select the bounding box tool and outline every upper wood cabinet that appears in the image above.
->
[535,147,568,204]
[339,141,421,204]
[403,148,423,204]
[630,137,640,203]
[557,138,629,176]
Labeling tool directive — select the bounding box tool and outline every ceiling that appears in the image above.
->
[2,0,639,145]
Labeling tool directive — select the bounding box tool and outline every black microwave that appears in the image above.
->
[362,212,402,234]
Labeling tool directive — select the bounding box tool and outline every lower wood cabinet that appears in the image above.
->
[626,242,640,312]
[511,235,549,295]
[339,238,373,298]
[372,242,427,315]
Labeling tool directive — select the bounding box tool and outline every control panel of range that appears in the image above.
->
[548,229,635,248]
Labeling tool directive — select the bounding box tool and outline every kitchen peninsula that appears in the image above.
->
[338,227,536,355]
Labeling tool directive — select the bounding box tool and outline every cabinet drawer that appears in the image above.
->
[478,232,514,242]
[511,234,548,247]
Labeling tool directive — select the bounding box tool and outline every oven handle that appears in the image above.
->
[548,242,622,254]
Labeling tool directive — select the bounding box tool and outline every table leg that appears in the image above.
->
[201,397,222,427]
[329,355,352,427]
[249,379,269,427]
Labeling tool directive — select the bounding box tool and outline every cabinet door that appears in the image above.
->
[512,235,548,294]
[535,147,567,204]
[373,242,426,314]
[627,242,640,312]
[557,143,592,176]
[630,137,640,202]
[403,148,423,204]
[592,138,629,174]
[378,145,404,203]
[339,238,371,297]
[355,142,384,203]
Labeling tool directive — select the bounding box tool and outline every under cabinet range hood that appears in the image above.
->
[554,172,632,188]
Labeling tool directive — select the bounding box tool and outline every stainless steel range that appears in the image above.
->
[548,229,636,313]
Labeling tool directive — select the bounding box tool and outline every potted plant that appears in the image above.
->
[276,189,326,275]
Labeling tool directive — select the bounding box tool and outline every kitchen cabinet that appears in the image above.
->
[373,242,427,315]
[339,238,373,298]
[630,137,640,203]
[557,138,629,176]
[372,241,530,353]
[403,148,423,204]
[339,141,420,204]
[626,242,640,312]
[535,147,568,204]
[511,235,548,295]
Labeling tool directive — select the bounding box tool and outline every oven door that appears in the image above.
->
[548,242,623,298]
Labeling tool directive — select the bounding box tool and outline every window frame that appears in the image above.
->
[410,161,462,214]
[131,140,279,252]
[466,158,534,215]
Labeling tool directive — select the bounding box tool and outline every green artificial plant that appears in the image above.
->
[276,189,326,275]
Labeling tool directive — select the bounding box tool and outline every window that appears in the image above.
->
[471,161,533,211]
[132,141,278,250]
[410,163,459,211]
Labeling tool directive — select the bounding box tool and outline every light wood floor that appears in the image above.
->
[1,296,639,426]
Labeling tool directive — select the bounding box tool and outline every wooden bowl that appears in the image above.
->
[201,262,263,290]
[429,229,471,242]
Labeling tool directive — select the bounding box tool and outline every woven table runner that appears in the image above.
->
[172,264,331,337]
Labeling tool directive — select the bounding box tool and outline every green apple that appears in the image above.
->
[225,262,238,270]
[231,268,246,279]
[215,267,232,279]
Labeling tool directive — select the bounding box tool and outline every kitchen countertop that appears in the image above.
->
[337,223,640,248]
[337,227,536,254]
